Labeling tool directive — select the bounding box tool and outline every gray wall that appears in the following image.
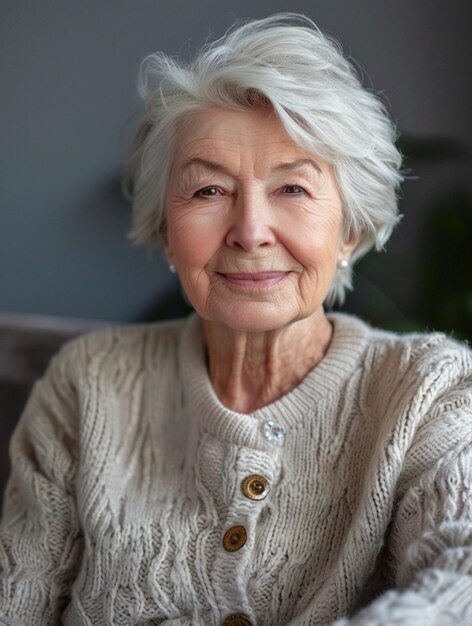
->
[1,0,471,322]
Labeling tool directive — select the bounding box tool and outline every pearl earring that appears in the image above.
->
[338,259,349,270]
[169,264,177,273]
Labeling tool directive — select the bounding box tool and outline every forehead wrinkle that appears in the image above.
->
[179,132,243,152]
[176,136,242,173]
[174,122,324,182]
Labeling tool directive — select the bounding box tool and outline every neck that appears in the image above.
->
[204,309,333,413]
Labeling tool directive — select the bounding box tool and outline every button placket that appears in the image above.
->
[212,448,281,624]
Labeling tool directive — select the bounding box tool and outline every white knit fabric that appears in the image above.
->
[1,312,471,625]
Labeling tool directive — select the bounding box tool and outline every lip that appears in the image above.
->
[219,271,289,290]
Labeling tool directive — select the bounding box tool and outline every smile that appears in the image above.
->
[219,272,289,290]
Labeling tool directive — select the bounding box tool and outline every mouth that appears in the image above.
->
[218,271,289,290]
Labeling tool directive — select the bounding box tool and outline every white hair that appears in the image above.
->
[124,13,403,305]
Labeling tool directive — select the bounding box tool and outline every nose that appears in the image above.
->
[225,192,277,252]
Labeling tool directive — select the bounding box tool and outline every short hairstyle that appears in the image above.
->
[124,13,403,304]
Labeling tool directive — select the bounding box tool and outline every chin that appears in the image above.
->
[207,302,298,333]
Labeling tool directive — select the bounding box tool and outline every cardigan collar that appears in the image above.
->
[179,312,370,450]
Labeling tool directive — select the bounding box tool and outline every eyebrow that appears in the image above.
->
[180,157,322,175]
[271,158,322,174]
[180,158,231,175]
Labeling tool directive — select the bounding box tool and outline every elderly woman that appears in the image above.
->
[1,14,471,626]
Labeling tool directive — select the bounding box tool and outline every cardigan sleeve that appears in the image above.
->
[0,340,84,625]
[333,344,472,626]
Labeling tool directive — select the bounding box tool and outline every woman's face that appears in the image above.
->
[165,107,355,333]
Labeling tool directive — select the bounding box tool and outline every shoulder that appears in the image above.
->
[331,315,472,490]
[330,313,472,424]
[18,315,195,440]
[332,312,471,386]
[39,315,196,396]
[370,324,472,396]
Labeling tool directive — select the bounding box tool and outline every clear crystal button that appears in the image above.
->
[262,420,286,446]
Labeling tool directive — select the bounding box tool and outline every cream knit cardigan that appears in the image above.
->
[1,313,471,625]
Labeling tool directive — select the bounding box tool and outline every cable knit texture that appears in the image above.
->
[1,313,471,625]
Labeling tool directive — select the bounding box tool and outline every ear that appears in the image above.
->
[163,242,175,268]
[161,228,174,263]
[337,232,361,264]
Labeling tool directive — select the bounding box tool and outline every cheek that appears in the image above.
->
[284,212,344,303]
[166,205,218,267]
[285,212,344,269]
[167,230,212,311]
[165,208,225,310]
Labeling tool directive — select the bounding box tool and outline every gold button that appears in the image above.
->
[222,613,253,626]
[222,525,247,552]
[241,474,269,500]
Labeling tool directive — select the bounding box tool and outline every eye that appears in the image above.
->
[194,186,222,198]
[282,185,305,194]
